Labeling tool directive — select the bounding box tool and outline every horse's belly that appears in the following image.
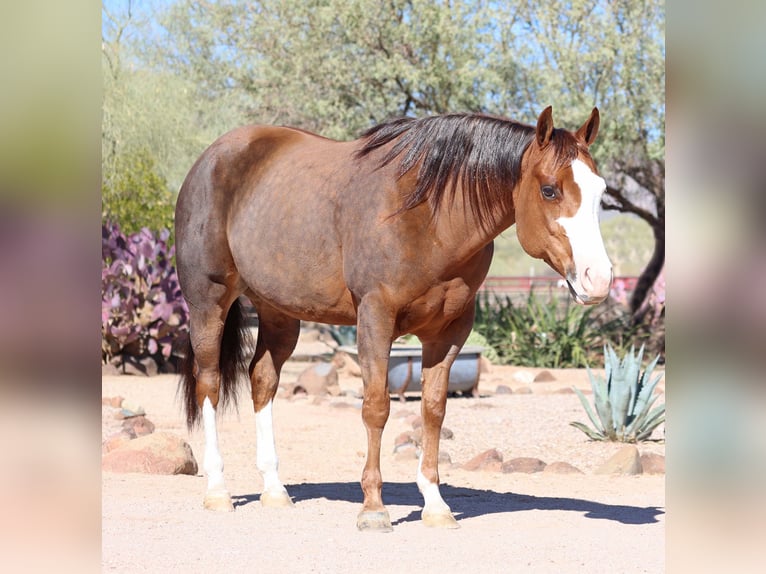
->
[236,252,356,324]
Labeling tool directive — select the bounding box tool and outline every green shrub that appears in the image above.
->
[473,291,627,368]
[571,344,665,442]
[102,148,175,237]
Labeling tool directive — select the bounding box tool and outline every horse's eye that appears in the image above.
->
[541,185,558,200]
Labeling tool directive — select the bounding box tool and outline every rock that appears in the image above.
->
[102,432,198,475]
[394,432,414,449]
[408,415,423,429]
[296,362,341,396]
[543,461,584,475]
[438,451,452,465]
[121,415,155,437]
[120,399,146,417]
[494,385,513,395]
[462,448,503,472]
[554,388,575,394]
[595,445,642,475]
[640,452,665,475]
[102,431,135,454]
[479,356,493,374]
[122,357,159,376]
[501,457,547,474]
[394,443,419,461]
[512,370,535,385]
[332,351,362,377]
[101,363,121,376]
[533,370,556,382]
[102,396,124,408]
[440,427,454,440]
[514,386,533,394]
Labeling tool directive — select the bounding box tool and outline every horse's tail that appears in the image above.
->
[178,299,253,430]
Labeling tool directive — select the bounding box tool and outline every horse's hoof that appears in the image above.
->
[356,510,394,533]
[203,490,235,512]
[260,490,294,508]
[422,511,460,529]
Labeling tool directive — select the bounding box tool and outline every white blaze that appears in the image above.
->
[556,159,612,300]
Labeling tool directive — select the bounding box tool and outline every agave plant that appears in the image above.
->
[570,344,665,442]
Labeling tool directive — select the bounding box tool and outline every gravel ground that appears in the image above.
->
[102,358,665,573]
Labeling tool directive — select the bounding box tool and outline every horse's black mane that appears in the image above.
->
[356,113,578,227]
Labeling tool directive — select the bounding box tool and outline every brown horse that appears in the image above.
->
[175,106,611,532]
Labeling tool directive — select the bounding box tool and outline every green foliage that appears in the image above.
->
[571,344,665,442]
[473,291,627,368]
[464,330,500,364]
[324,325,358,347]
[101,148,175,236]
[159,0,511,140]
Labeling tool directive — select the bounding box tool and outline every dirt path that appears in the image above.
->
[102,364,665,573]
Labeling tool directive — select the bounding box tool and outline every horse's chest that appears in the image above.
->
[399,279,474,334]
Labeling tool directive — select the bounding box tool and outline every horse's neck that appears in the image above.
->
[433,200,516,263]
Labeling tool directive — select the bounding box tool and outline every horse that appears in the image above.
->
[175,106,612,532]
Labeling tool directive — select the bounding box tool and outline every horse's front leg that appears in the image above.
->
[355,295,395,532]
[417,312,474,528]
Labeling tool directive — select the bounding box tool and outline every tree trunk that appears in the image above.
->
[630,222,664,323]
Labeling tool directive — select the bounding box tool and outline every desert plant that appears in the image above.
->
[102,221,188,371]
[473,290,626,368]
[571,344,665,442]
[323,325,358,347]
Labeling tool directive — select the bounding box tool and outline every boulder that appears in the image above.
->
[543,461,584,475]
[332,351,362,377]
[533,370,556,383]
[102,430,134,454]
[102,432,198,475]
[462,448,503,472]
[501,457,547,474]
[512,370,535,385]
[121,415,155,437]
[296,362,341,396]
[594,445,642,475]
[640,452,665,475]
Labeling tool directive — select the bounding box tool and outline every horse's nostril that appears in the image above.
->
[582,267,594,291]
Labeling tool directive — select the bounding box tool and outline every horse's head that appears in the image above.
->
[514,106,612,305]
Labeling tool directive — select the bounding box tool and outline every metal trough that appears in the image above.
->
[337,345,484,399]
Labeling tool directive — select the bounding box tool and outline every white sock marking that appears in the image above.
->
[417,454,451,516]
[202,397,226,492]
[255,400,285,495]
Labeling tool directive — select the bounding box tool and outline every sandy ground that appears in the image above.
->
[102,346,665,573]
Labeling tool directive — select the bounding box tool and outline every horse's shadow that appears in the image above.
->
[232,481,663,526]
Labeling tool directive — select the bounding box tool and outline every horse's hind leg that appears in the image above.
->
[248,303,300,507]
[187,295,240,512]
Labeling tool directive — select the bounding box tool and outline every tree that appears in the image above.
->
[107,0,665,319]
[511,0,665,320]
[157,0,521,139]
[102,0,241,230]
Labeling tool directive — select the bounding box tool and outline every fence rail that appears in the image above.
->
[478,275,638,299]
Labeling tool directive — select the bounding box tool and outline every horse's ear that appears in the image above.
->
[575,107,600,146]
[536,106,554,147]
